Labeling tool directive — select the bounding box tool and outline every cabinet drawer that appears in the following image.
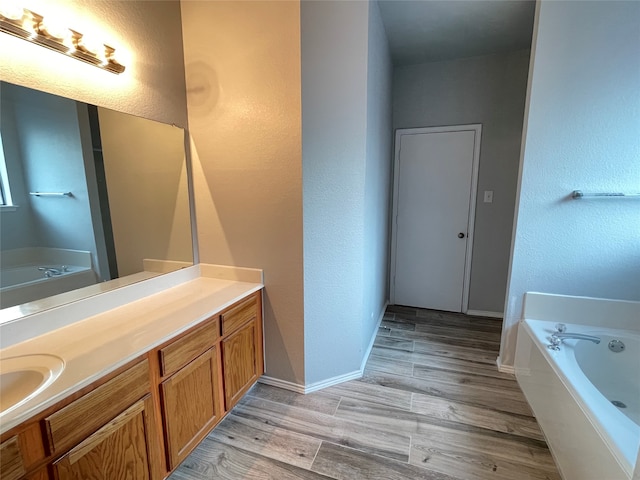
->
[221,295,258,336]
[53,397,153,480]
[159,319,220,377]
[45,359,150,454]
[0,436,25,480]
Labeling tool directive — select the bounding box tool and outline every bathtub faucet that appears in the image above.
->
[550,332,601,347]
[38,267,62,276]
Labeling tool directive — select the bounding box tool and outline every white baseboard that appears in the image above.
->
[260,302,389,395]
[360,301,388,371]
[258,376,306,394]
[303,370,363,393]
[496,355,515,374]
[259,370,362,394]
[467,309,504,319]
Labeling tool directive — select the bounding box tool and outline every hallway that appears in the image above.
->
[170,306,559,479]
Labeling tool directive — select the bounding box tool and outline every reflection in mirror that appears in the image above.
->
[0,81,193,318]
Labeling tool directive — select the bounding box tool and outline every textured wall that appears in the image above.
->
[500,0,640,368]
[98,108,192,276]
[0,94,38,250]
[9,88,98,264]
[181,1,305,385]
[362,1,394,354]
[301,0,370,385]
[393,51,530,314]
[0,0,187,127]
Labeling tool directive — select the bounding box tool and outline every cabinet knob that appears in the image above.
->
[458,232,465,239]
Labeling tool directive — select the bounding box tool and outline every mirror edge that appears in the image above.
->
[0,81,199,325]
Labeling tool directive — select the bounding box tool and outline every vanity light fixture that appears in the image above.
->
[0,5,125,74]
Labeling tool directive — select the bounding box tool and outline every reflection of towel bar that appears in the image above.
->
[571,190,640,199]
[29,192,73,197]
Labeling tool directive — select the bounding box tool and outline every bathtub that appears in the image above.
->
[516,318,640,479]
[0,265,97,309]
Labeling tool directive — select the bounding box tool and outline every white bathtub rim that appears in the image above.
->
[0,247,92,269]
[522,292,640,333]
[1,265,93,291]
[521,319,639,477]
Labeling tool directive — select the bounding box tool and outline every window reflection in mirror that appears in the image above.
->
[0,81,193,319]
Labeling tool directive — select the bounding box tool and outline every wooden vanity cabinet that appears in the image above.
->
[158,319,222,470]
[0,436,26,480]
[0,423,46,480]
[157,290,263,470]
[44,360,151,456]
[222,320,259,409]
[0,435,49,480]
[52,396,156,480]
[46,359,162,480]
[0,290,263,480]
[221,293,264,410]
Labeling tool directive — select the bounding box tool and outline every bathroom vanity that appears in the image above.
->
[0,267,264,479]
[0,79,266,479]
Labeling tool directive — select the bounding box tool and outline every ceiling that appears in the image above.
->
[377,0,536,66]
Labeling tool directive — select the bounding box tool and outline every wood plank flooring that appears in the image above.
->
[169,306,560,480]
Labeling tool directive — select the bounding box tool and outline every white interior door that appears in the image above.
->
[391,125,480,312]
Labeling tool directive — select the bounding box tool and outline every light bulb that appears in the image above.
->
[0,4,126,74]
[37,18,69,42]
[104,45,121,65]
[76,34,102,56]
[0,1,24,22]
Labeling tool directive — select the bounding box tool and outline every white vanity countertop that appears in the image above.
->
[0,275,263,435]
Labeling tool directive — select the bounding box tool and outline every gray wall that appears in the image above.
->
[302,0,369,385]
[181,1,306,385]
[1,0,188,283]
[302,0,393,385]
[1,85,100,270]
[500,0,640,368]
[98,108,192,277]
[0,92,37,250]
[362,1,393,354]
[393,51,530,313]
[0,1,188,128]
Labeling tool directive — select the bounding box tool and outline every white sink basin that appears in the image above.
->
[0,354,64,416]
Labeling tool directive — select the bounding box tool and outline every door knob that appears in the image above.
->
[458,233,465,239]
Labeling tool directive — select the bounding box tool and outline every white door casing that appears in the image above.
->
[390,125,481,313]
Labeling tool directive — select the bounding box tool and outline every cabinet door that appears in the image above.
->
[0,436,25,480]
[160,348,220,470]
[53,397,154,480]
[46,360,150,455]
[222,320,258,409]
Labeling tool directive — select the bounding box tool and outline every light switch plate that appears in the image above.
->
[484,190,494,203]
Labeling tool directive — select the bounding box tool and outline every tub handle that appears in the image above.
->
[548,336,561,351]
[555,323,567,333]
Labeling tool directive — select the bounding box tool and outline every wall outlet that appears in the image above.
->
[484,190,494,203]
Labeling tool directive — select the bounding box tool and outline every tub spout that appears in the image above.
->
[38,267,62,276]
[552,332,601,344]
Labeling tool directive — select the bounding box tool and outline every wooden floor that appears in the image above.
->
[169,306,560,480]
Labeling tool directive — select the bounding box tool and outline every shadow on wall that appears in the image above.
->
[185,61,221,118]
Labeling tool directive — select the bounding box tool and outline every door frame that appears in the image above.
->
[390,124,482,313]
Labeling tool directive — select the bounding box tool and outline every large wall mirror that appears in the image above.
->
[0,81,194,321]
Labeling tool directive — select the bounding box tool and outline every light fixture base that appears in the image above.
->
[0,11,125,74]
